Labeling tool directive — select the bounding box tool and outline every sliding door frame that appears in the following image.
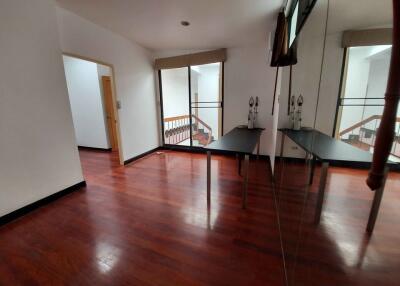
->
[332,48,348,138]
[158,69,165,146]
[158,63,224,149]
[188,67,194,147]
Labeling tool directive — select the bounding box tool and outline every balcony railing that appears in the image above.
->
[164,115,213,146]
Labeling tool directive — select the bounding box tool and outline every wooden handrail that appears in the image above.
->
[339,115,400,137]
[164,115,189,122]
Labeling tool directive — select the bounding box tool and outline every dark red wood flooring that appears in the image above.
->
[274,160,400,286]
[0,150,285,286]
[0,149,399,285]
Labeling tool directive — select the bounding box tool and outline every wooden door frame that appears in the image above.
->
[62,52,124,165]
[102,76,119,151]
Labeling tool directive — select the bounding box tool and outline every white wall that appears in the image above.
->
[314,32,343,135]
[57,7,159,162]
[0,0,84,217]
[63,56,111,149]
[224,43,277,156]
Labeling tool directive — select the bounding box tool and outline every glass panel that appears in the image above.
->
[161,67,190,146]
[306,1,397,285]
[274,0,330,284]
[190,63,222,147]
[335,45,398,160]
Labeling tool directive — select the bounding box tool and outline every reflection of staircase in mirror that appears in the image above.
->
[164,115,213,147]
[339,115,400,161]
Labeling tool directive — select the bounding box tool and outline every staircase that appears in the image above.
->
[339,115,400,159]
[193,128,213,146]
[164,115,213,146]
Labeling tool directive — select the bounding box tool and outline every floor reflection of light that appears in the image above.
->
[96,242,122,274]
[182,205,220,230]
[181,185,221,229]
[323,213,363,268]
[181,159,221,230]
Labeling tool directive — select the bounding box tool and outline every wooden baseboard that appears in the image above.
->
[124,147,162,165]
[0,181,86,227]
[275,156,400,171]
[78,146,112,152]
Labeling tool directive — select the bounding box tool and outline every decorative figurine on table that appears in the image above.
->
[248,97,254,129]
[289,95,296,129]
[294,94,304,130]
[254,96,259,127]
[247,96,259,129]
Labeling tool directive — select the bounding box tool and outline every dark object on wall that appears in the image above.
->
[270,11,288,67]
[270,12,298,67]
[287,64,293,115]
[270,10,298,115]
[271,67,279,115]
[270,0,316,114]
[296,0,318,37]
[367,0,400,190]
[271,0,317,66]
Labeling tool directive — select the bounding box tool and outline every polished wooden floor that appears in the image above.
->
[1,150,399,285]
[0,150,285,286]
[274,159,400,286]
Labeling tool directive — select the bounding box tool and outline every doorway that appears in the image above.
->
[159,62,224,148]
[62,53,122,164]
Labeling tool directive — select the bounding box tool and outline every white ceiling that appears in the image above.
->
[328,0,392,33]
[55,0,283,52]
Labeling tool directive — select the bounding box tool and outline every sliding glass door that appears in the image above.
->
[334,45,400,162]
[190,63,223,147]
[160,67,191,146]
[160,63,223,148]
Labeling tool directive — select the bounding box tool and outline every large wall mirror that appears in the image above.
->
[274,0,330,284]
[274,0,396,285]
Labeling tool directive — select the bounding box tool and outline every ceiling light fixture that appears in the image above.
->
[181,21,190,27]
